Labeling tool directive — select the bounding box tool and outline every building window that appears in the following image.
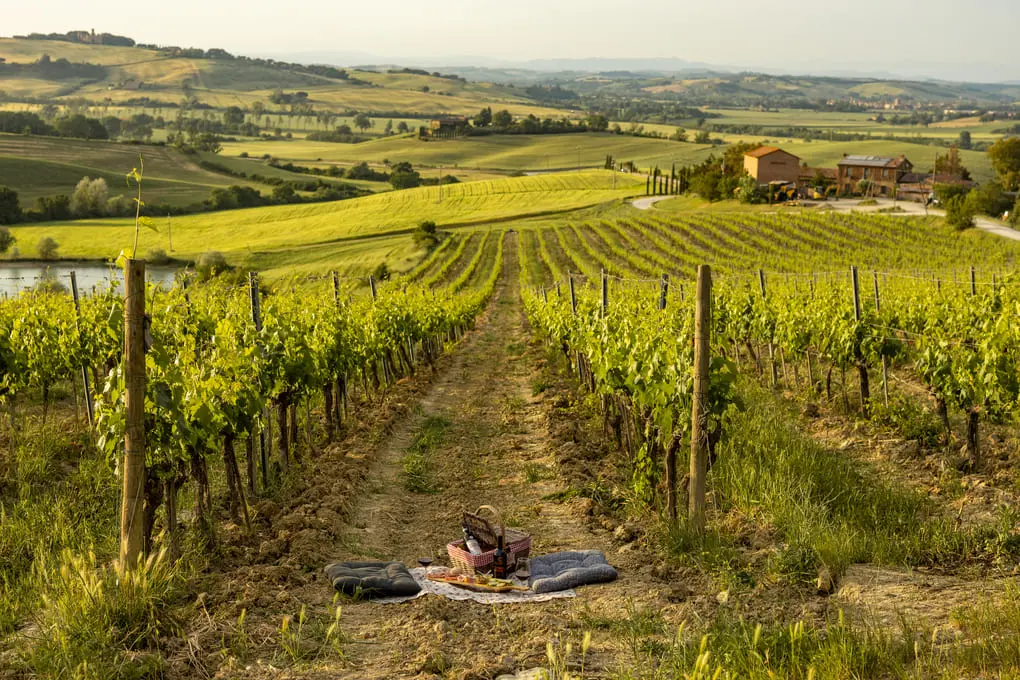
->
[863,168,869,179]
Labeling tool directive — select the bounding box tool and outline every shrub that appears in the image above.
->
[736,176,762,204]
[413,220,441,249]
[32,270,67,294]
[196,251,229,280]
[146,248,171,265]
[36,236,58,260]
[105,195,134,217]
[945,194,976,230]
[371,262,391,282]
[0,226,15,254]
[0,186,21,225]
[389,169,421,190]
[70,177,109,218]
[691,170,722,201]
[271,185,297,203]
[32,195,71,221]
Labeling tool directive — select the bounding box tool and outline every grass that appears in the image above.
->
[10,170,644,264]
[0,424,119,635]
[21,549,184,678]
[0,134,265,206]
[603,593,1020,680]
[0,38,574,118]
[660,383,1020,585]
[402,416,450,493]
[220,132,721,172]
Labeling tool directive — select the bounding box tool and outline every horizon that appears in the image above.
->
[5,0,1020,84]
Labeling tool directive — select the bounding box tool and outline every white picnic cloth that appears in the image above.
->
[370,567,577,604]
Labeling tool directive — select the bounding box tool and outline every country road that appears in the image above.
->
[822,198,1020,242]
[630,195,674,210]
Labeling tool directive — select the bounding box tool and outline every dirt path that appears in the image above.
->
[630,195,674,211]
[326,235,656,679]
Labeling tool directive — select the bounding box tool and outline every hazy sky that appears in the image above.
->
[7,0,1020,81]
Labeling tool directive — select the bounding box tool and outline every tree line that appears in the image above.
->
[0,55,106,81]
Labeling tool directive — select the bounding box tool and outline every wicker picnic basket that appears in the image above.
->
[447,505,531,575]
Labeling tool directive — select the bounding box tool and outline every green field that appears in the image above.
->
[219,129,998,181]
[9,170,645,272]
[0,134,267,206]
[220,132,721,172]
[702,107,1009,143]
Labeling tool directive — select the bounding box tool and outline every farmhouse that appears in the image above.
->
[896,173,977,203]
[743,146,801,185]
[837,155,913,197]
[799,164,837,186]
[425,116,468,139]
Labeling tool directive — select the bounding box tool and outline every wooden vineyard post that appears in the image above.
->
[688,264,712,530]
[368,274,389,385]
[542,286,548,303]
[332,270,340,304]
[874,271,889,407]
[249,271,268,490]
[69,271,95,431]
[600,269,608,318]
[659,273,669,311]
[568,274,580,379]
[120,259,147,571]
[970,266,977,295]
[851,266,870,416]
[758,269,777,387]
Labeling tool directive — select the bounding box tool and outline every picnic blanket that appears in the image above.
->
[370,567,577,604]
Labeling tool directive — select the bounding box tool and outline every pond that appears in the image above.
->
[0,262,180,298]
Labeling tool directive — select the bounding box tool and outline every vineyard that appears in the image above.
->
[0,234,505,674]
[6,203,1020,678]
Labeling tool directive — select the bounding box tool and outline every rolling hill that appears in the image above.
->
[0,133,270,206]
[9,170,645,268]
[0,38,570,117]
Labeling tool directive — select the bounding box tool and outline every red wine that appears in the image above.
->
[492,534,508,579]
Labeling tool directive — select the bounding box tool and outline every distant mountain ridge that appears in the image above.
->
[265,50,1020,86]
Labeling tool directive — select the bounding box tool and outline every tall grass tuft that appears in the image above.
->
[22,548,183,678]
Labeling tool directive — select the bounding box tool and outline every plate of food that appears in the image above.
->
[427,568,529,593]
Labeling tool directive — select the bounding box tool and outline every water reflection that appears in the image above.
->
[0,262,179,297]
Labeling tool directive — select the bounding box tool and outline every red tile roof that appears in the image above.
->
[745,145,799,160]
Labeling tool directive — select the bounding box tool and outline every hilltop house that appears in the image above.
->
[422,116,468,139]
[743,146,801,185]
[836,155,913,197]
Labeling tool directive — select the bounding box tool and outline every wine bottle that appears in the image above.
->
[492,534,508,579]
[463,526,483,555]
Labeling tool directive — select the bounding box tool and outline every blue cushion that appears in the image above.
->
[324,561,421,598]
[528,551,617,593]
